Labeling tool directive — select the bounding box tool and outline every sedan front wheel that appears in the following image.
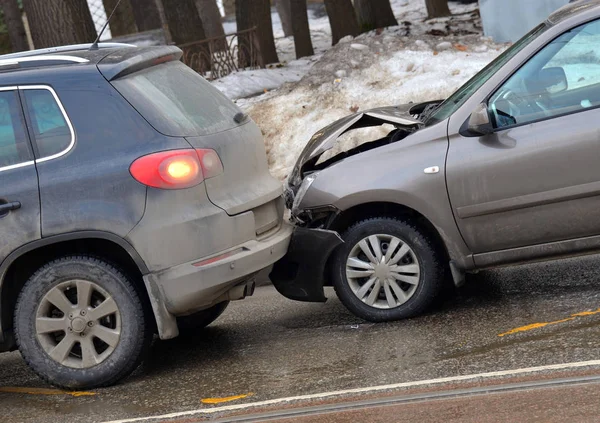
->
[331,218,445,322]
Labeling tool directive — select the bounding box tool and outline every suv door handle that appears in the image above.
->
[0,201,21,214]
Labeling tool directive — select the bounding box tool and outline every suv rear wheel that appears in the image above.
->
[331,218,445,322]
[14,256,152,389]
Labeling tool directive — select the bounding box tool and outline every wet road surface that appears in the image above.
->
[1,255,600,422]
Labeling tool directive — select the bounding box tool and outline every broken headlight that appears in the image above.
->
[292,172,318,214]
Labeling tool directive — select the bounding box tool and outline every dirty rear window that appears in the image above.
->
[112,61,242,137]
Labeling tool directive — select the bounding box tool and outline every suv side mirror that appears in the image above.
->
[465,103,493,136]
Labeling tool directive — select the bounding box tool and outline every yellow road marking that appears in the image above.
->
[201,393,253,404]
[0,387,95,397]
[499,308,600,337]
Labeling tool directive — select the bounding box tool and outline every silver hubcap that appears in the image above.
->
[346,234,421,309]
[35,280,121,369]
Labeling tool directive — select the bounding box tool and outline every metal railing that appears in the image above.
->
[178,27,264,80]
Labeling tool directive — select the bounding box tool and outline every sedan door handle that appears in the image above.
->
[0,201,21,213]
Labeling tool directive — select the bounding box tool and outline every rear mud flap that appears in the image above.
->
[270,227,343,302]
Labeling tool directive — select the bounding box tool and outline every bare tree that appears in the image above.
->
[223,0,235,17]
[275,0,292,37]
[324,0,358,45]
[236,0,278,65]
[129,0,162,31]
[291,0,313,58]
[0,0,28,52]
[355,0,397,33]
[103,0,137,37]
[162,0,206,44]
[22,0,97,49]
[425,0,450,18]
[195,0,225,39]
[162,0,209,68]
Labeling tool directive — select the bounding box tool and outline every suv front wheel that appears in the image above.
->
[331,218,445,322]
[14,256,152,389]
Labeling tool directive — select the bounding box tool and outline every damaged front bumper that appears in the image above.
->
[269,227,343,302]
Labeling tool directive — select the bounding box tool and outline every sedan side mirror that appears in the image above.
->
[539,67,568,94]
[465,103,493,136]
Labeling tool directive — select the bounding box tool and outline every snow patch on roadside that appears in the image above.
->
[210,1,506,180]
[247,40,504,180]
[213,0,483,100]
[212,56,320,99]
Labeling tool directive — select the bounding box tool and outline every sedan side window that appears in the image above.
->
[23,88,72,159]
[490,19,600,129]
[0,90,32,169]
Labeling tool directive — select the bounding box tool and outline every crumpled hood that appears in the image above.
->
[289,104,422,187]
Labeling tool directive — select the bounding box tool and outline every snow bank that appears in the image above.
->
[245,36,504,180]
[212,0,484,99]
[211,56,321,99]
[210,0,507,180]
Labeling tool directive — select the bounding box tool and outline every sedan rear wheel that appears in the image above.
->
[332,218,445,322]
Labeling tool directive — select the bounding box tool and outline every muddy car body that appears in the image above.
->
[272,0,600,321]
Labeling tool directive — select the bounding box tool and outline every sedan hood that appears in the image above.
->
[288,104,423,188]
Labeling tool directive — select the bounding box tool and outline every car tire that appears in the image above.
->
[176,301,230,333]
[331,218,445,322]
[14,256,152,390]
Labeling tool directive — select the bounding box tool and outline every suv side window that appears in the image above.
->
[490,19,600,129]
[0,90,32,169]
[23,88,72,159]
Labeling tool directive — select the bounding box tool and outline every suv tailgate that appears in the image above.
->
[186,122,282,215]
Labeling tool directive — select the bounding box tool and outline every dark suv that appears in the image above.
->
[0,43,291,389]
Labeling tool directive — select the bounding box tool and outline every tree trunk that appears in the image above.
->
[163,0,210,71]
[425,0,450,18]
[0,0,28,52]
[275,0,292,37]
[354,0,374,33]
[129,0,162,31]
[290,0,313,59]
[103,0,138,37]
[153,0,171,44]
[195,0,225,39]
[223,0,235,17]
[22,0,98,49]
[236,0,278,65]
[324,0,358,45]
[355,0,397,32]
[162,0,206,44]
[373,0,398,28]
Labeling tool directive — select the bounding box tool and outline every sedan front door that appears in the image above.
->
[447,17,600,255]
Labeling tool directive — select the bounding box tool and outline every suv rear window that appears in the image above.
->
[23,88,72,159]
[112,61,243,137]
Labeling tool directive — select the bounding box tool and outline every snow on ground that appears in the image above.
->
[214,0,485,100]
[250,34,505,180]
[212,1,508,180]
[212,56,321,99]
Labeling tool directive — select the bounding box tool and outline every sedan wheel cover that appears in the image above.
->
[35,280,121,369]
[346,234,421,310]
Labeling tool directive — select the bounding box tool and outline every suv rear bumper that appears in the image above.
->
[146,222,293,319]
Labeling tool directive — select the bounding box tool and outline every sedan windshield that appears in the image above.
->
[425,23,549,126]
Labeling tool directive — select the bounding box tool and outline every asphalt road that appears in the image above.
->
[1,254,600,422]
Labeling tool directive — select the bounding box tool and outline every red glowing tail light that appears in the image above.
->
[130,149,223,189]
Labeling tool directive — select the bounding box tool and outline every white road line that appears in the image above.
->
[102,359,600,423]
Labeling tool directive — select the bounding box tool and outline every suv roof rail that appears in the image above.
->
[0,43,136,61]
[0,54,91,69]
